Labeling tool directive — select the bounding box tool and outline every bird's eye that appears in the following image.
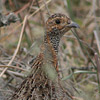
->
[67,20,71,24]
[55,19,61,24]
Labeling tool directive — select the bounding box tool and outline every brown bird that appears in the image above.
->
[10,13,79,100]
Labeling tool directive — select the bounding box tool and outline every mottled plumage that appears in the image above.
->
[10,13,79,100]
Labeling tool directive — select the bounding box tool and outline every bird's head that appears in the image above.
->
[46,13,79,36]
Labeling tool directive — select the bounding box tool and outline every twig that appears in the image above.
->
[28,0,34,12]
[6,70,25,78]
[35,0,45,26]
[28,0,51,19]
[71,66,95,71]
[94,30,100,53]
[0,15,28,77]
[0,65,27,71]
[14,0,31,47]
[93,0,100,53]
[0,69,24,82]
[94,53,100,93]
[43,0,51,16]
[64,35,96,53]
[71,29,96,68]
[15,2,30,15]
[0,1,3,12]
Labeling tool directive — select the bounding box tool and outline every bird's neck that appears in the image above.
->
[44,28,66,54]
[44,33,60,54]
[43,33,60,70]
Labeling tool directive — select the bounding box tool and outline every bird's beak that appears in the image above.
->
[67,22,79,28]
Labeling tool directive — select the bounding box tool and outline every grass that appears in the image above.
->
[0,0,100,100]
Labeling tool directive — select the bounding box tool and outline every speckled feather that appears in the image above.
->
[9,13,76,100]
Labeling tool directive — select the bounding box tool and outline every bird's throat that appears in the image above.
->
[43,34,60,70]
[44,34,60,53]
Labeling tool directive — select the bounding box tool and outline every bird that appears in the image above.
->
[10,13,79,100]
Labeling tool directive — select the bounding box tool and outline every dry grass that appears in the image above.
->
[0,0,100,100]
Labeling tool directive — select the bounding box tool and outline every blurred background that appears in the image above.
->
[0,0,100,100]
